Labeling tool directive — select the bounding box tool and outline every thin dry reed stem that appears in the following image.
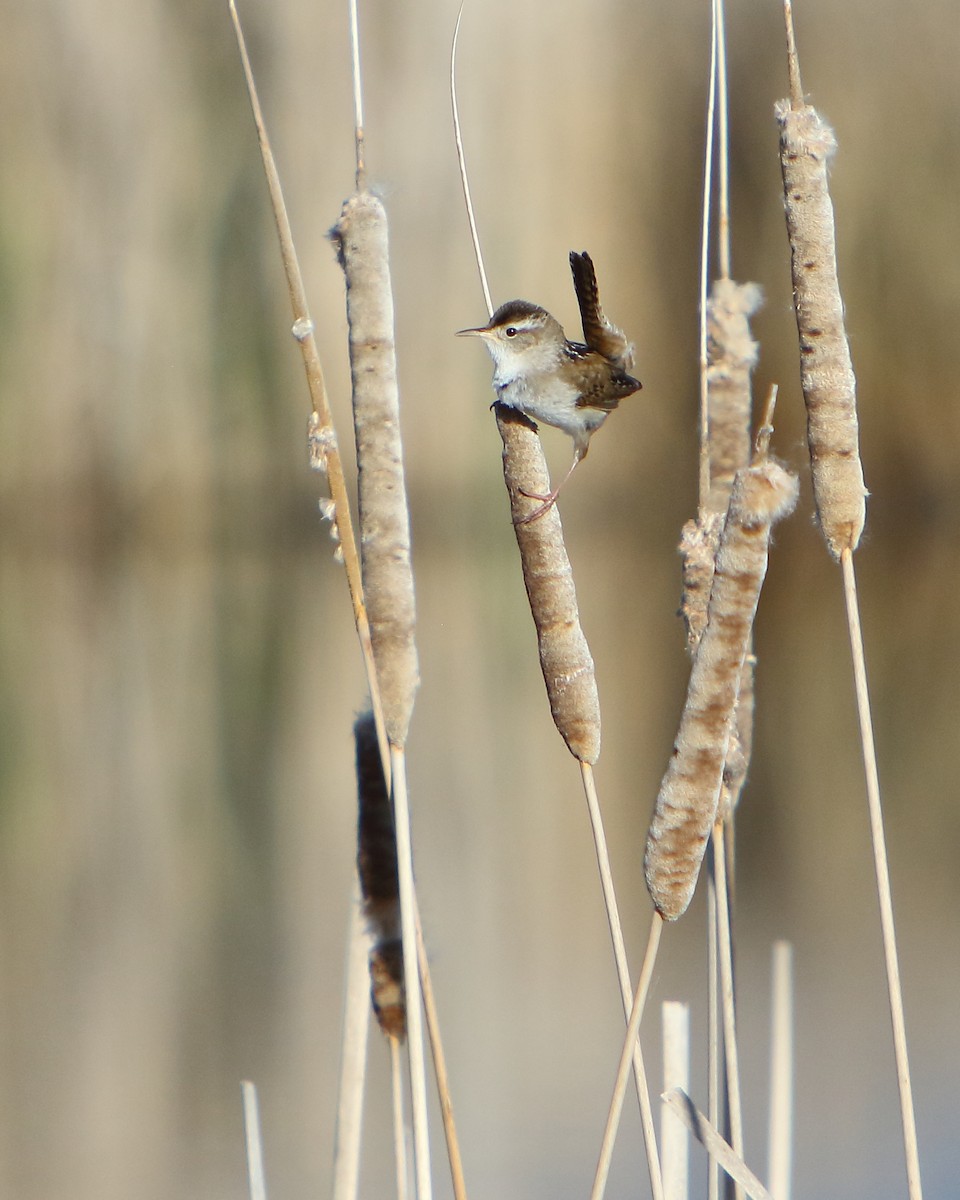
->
[347,0,365,190]
[590,914,665,1200]
[706,872,720,1200]
[767,942,793,1200]
[451,5,493,318]
[241,1081,268,1200]
[581,760,661,1178]
[661,1091,773,1200]
[842,551,923,1200]
[711,823,744,1200]
[697,14,718,506]
[715,0,730,281]
[662,1002,691,1200]
[332,890,373,1200]
[390,745,432,1200]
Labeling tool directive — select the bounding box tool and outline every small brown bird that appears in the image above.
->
[458,251,641,521]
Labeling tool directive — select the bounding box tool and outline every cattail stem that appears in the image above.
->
[241,1082,268,1200]
[712,823,744,1200]
[581,760,661,1182]
[391,745,432,1200]
[706,872,720,1200]
[332,889,373,1200]
[416,911,469,1200]
[390,1038,409,1200]
[589,914,665,1200]
[842,551,923,1200]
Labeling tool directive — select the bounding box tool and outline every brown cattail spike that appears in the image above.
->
[645,457,798,920]
[332,194,420,746]
[355,711,405,1039]
[495,404,601,765]
[776,98,867,559]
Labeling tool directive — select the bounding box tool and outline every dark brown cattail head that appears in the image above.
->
[355,711,405,1039]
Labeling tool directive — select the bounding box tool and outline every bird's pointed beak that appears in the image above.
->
[455,324,491,338]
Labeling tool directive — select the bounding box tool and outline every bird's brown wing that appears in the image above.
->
[569,251,635,369]
[572,353,643,413]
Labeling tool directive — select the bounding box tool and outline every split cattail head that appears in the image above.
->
[645,457,798,920]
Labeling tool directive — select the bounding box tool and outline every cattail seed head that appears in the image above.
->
[776,99,867,559]
[332,194,420,745]
[645,459,798,920]
[495,405,601,764]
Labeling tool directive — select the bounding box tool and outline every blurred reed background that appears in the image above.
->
[0,0,958,1197]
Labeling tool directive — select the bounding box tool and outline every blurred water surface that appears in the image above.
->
[0,0,958,1197]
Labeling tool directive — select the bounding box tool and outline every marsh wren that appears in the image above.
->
[457,251,642,522]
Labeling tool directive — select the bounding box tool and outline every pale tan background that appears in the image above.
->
[0,0,958,1197]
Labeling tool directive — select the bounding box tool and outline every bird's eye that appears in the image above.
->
[505,326,518,338]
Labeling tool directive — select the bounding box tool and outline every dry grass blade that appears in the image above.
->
[661,1090,773,1200]
[645,454,798,920]
[228,4,359,609]
[241,1081,268,1200]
